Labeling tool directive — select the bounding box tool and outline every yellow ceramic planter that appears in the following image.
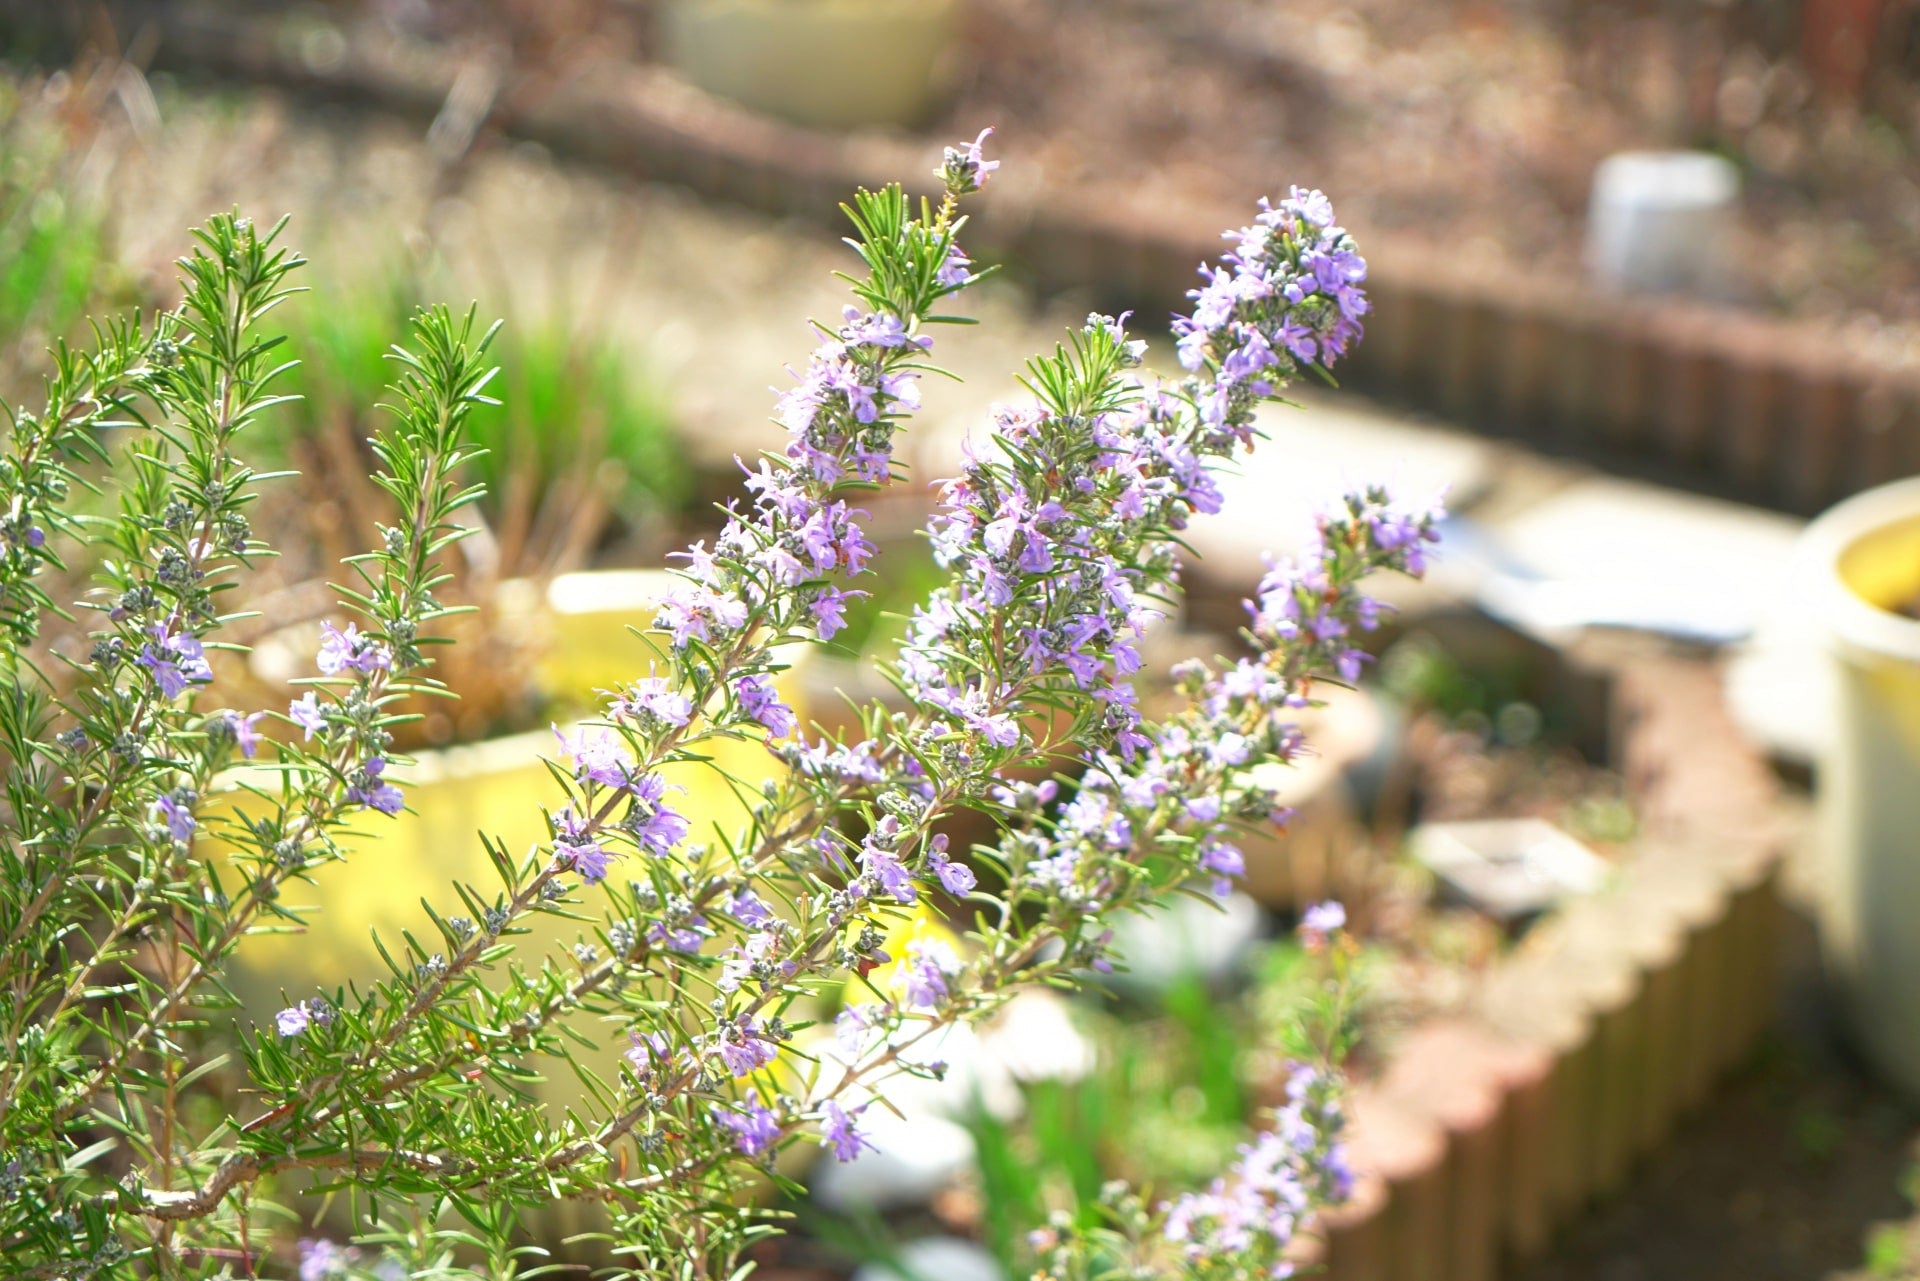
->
[1804,477,1920,1097]
[661,0,960,131]
[208,570,808,1106]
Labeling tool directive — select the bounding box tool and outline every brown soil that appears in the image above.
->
[943,0,1920,336]
[322,0,1920,339]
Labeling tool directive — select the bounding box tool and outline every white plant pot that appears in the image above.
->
[1801,477,1920,1098]
[661,0,960,130]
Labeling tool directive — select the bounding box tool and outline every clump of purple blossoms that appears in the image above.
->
[1299,900,1346,951]
[714,1092,781,1159]
[818,1100,874,1162]
[316,620,391,677]
[1162,1064,1351,1272]
[150,788,197,842]
[1155,907,1354,1273]
[651,250,958,655]
[1173,186,1369,438]
[894,317,1204,774]
[1249,486,1443,686]
[346,757,404,815]
[996,484,1441,920]
[274,997,333,1040]
[138,626,212,699]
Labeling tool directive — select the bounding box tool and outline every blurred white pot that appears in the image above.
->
[1585,150,1739,299]
[1802,477,1920,1099]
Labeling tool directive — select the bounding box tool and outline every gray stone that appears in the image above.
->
[809,1020,1023,1123]
[811,1110,977,1212]
[1104,889,1265,994]
[1724,632,1837,767]
[976,990,1095,1084]
[1463,476,1804,645]
[1410,817,1611,922]
[850,1237,1005,1281]
[1182,394,1495,589]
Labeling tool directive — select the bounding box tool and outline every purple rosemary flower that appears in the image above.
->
[720,930,793,992]
[559,837,612,884]
[647,913,709,955]
[347,758,404,816]
[728,888,774,927]
[936,242,975,288]
[297,1238,353,1281]
[810,586,857,640]
[735,674,796,737]
[835,1002,888,1057]
[138,628,213,699]
[315,621,390,676]
[219,710,266,759]
[717,1015,778,1078]
[611,675,693,729]
[819,1100,875,1162]
[937,126,1000,195]
[288,691,326,739]
[150,789,196,842]
[903,938,958,1010]
[624,1030,674,1076]
[553,725,644,793]
[927,836,977,897]
[714,1092,781,1158]
[629,799,690,857]
[1299,901,1346,951]
[275,1003,312,1038]
[655,580,749,649]
[862,846,917,905]
[839,306,931,352]
[1199,839,1246,898]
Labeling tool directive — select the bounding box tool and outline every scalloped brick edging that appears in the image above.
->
[1302,650,1788,1281]
[7,0,1915,518]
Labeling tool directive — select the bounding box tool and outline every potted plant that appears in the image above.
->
[659,0,962,130]
[1799,477,1920,1097]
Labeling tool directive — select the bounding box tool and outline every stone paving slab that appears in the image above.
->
[1460,474,1805,646]
[1182,393,1499,576]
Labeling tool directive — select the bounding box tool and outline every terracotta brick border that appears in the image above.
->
[1299,650,1789,1279]
[8,1,1916,518]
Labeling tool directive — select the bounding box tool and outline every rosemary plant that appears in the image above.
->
[0,134,1436,1280]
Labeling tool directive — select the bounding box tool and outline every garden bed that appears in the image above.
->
[1307,639,1789,1280]
[747,619,1789,1281]
[7,0,1916,517]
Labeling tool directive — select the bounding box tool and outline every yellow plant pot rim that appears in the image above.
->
[1803,477,1920,663]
